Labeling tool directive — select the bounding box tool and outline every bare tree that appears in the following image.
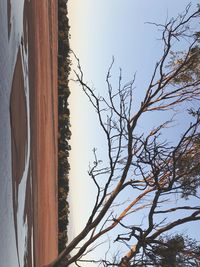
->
[47,4,200,267]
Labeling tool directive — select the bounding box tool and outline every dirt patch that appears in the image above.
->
[27,0,58,266]
[7,0,11,39]
[10,48,27,187]
[23,0,28,53]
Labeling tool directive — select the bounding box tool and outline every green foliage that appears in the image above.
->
[157,236,185,267]
[146,235,200,267]
[175,111,200,198]
[168,42,200,85]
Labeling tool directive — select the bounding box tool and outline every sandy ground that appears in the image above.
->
[27,1,58,266]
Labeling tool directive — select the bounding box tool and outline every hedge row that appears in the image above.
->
[58,0,71,254]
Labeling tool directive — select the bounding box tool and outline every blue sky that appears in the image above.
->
[68,0,200,264]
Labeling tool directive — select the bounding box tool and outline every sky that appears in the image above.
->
[67,0,200,264]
